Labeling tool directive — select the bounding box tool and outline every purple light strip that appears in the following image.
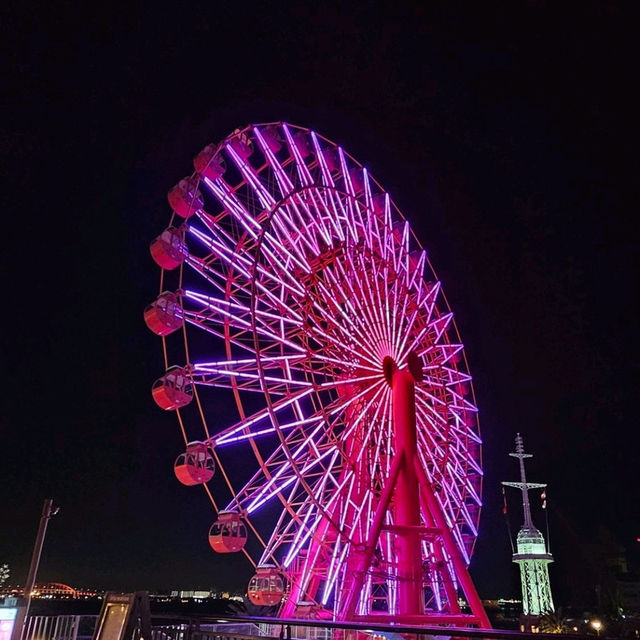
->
[209,387,314,445]
[381,194,393,262]
[187,225,251,276]
[204,176,314,281]
[253,126,295,197]
[445,463,478,533]
[191,364,313,388]
[181,311,258,356]
[301,193,335,246]
[447,551,460,589]
[369,192,389,262]
[402,308,449,359]
[215,421,302,446]
[185,290,307,354]
[215,411,326,447]
[313,188,347,242]
[448,391,478,414]
[421,280,442,317]
[183,255,239,301]
[431,312,455,342]
[323,533,351,604]
[356,243,392,350]
[389,258,406,358]
[392,220,410,274]
[188,225,309,312]
[226,436,306,515]
[362,168,374,212]
[336,390,388,493]
[267,208,318,268]
[337,146,357,203]
[341,157,368,249]
[462,473,482,507]
[311,351,379,374]
[346,241,390,350]
[203,177,260,240]
[186,289,301,328]
[310,131,335,188]
[326,378,386,420]
[193,354,302,369]
[289,450,344,593]
[281,124,313,186]
[406,250,426,290]
[261,223,316,277]
[443,367,473,387]
[290,486,349,588]
[273,198,323,257]
[423,540,443,611]
[363,246,393,355]
[362,170,387,261]
[393,304,423,364]
[247,444,337,514]
[277,352,306,425]
[302,304,383,370]
[246,419,326,513]
[225,143,275,210]
[449,419,483,447]
[416,446,453,525]
[282,450,340,567]
[326,184,357,241]
[318,252,389,350]
[352,385,390,466]
[312,273,389,357]
[414,393,450,446]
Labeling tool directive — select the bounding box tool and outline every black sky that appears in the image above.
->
[2,1,638,605]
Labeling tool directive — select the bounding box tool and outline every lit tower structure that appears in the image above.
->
[502,434,554,617]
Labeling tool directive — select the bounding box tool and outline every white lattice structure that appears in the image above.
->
[503,434,554,616]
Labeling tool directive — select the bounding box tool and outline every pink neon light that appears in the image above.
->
[152,123,485,625]
[282,123,313,186]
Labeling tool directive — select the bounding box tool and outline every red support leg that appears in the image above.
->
[392,369,424,617]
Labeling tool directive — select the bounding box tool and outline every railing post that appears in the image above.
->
[71,615,80,640]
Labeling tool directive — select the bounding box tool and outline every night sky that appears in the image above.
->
[2,2,638,606]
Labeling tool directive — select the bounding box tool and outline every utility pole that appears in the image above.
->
[11,499,60,640]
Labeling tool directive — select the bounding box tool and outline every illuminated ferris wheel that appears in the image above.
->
[145,122,489,627]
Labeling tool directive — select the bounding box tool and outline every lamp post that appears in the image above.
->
[591,619,603,637]
[10,499,60,640]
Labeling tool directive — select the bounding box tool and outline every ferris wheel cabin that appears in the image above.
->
[151,366,193,410]
[144,291,183,336]
[208,511,247,553]
[173,441,215,485]
[150,227,188,270]
[247,565,284,607]
[167,177,203,218]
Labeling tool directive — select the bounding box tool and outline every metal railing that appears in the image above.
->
[22,615,97,640]
[21,613,603,640]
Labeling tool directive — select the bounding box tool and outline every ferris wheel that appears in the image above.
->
[145,122,489,627]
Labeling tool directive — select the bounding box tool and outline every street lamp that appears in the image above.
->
[591,620,603,637]
[10,499,60,640]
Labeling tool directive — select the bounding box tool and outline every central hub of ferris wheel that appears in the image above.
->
[144,122,490,628]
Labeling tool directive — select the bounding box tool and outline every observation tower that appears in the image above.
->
[502,434,554,617]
